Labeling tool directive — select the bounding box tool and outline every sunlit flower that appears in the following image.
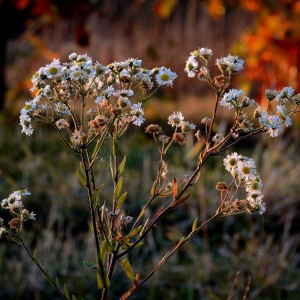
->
[275,87,294,103]
[155,67,177,86]
[276,105,292,127]
[184,56,198,78]
[131,102,145,126]
[168,111,184,127]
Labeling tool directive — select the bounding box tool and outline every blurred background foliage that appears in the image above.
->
[0,0,300,299]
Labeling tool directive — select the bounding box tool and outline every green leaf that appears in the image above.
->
[92,139,101,159]
[109,156,114,180]
[124,225,142,241]
[83,261,97,269]
[55,277,61,290]
[192,218,198,231]
[118,155,127,175]
[114,177,123,201]
[97,253,110,289]
[77,164,87,187]
[116,191,127,210]
[71,295,78,300]
[119,258,135,283]
[91,184,104,203]
[64,283,71,300]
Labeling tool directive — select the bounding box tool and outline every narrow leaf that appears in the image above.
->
[64,283,71,300]
[173,178,178,200]
[92,139,101,159]
[119,258,135,282]
[97,253,110,289]
[116,191,127,210]
[77,165,87,187]
[192,218,198,231]
[71,295,78,300]
[83,261,97,269]
[91,184,104,203]
[109,156,114,180]
[124,225,142,240]
[100,240,108,261]
[114,177,123,201]
[55,277,61,290]
[171,194,191,208]
[118,155,127,175]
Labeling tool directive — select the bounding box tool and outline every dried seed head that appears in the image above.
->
[145,124,162,135]
[9,218,22,230]
[216,182,228,191]
[213,75,227,89]
[233,199,247,210]
[173,132,186,145]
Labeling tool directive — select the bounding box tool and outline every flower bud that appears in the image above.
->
[265,89,277,101]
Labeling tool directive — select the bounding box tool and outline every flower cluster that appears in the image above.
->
[254,87,299,138]
[184,47,244,79]
[146,112,196,146]
[19,53,177,149]
[223,153,266,215]
[0,189,35,238]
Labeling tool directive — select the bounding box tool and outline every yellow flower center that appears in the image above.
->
[160,73,170,81]
[48,67,58,75]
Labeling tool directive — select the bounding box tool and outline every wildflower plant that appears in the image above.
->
[1,48,299,299]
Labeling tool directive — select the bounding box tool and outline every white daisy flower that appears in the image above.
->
[261,115,284,138]
[131,102,145,126]
[44,59,62,79]
[237,158,256,181]
[20,113,34,136]
[220,89,244,109]
[55,103,71,116]
[155,67,177,86]
[277,105,292,127]
[223,152,243,173]
[184,56,198,78]
[275,87,294,103]
[168,111,184,127]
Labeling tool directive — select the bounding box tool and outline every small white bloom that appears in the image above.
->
[55,103,71,116]
[261,115,284,138]
[184,56,198,78]
[216,55,244,73]
[237,158,256,181]
[20,113,34,136]
[220,89,244,109]
[168,111,184,127]
[156,67,177,86]
[223,152,243,173]
[131,102,145,126]
[275,87,294,103]
[44,59,62,78]
[277,105,292,127]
